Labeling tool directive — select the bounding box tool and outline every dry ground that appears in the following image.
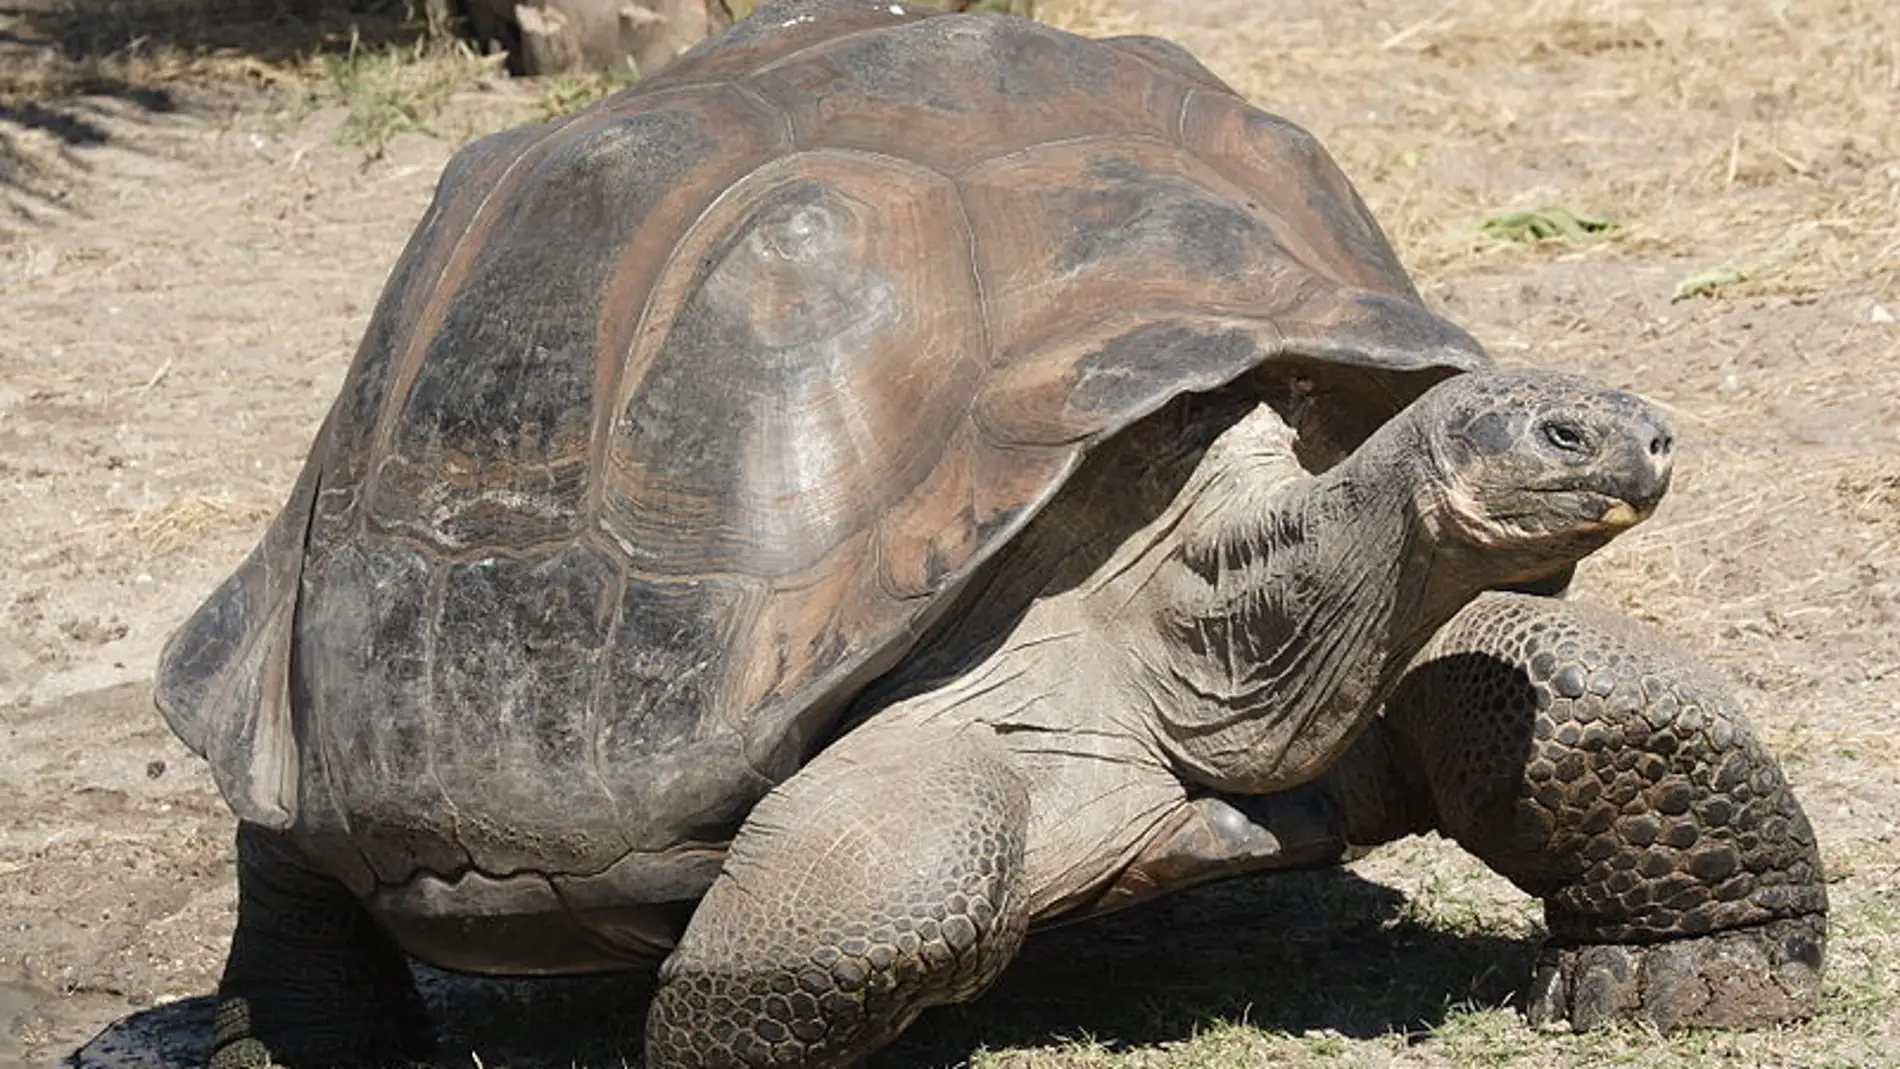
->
[2,0,1897,1065]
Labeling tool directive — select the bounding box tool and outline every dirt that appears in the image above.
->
[1,0,1896,1066]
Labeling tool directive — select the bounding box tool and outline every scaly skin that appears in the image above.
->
[646,723,1031,1068]
[1375,591,1828,1030]
[210,825,433,1069]
[1058,589,1829,1031]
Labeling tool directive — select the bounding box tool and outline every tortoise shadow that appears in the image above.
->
[69,866,1537,1068]
[882,865,1534,1064]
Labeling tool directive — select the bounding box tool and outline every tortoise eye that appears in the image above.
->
[1540,420,1589,454]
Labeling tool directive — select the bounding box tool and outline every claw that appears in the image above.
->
[1524,914,1825,1033]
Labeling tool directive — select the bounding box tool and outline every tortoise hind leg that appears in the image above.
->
[1375,591,1827,1032]
[646,721,1032,1068]
[210,824,434,1068]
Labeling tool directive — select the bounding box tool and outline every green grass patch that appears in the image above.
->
[1480,206,1621,243]
[1671,266,1751,302]
[318,29,502,152]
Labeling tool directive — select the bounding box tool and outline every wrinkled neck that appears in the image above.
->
[1121,416,1483,795]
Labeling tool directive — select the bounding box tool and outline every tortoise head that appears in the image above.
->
[1410,368,1675,577]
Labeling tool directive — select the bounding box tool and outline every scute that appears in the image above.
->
[153,460,315,828]
[295,540,462,884]
[1099,33,1238,94]
[596,575,766,847]
[157,0,1492,874]
[367,97,765,550]
[1180,94,1420,300]
[296,543,643,884]
[603,151,985,579]
[643,0,933,91]
[429,549,622,870]
[750,12,1189,173]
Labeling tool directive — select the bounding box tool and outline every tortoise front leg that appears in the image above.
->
[210,824,434,1069]
[646,721,1032,1068]
[1376,591,1828,1031]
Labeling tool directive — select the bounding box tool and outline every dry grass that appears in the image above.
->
[122,496,277,557]
[1045,0,1899,297]
[533,64,641,120]
[0,0,1041,111]
[0,30,267,110]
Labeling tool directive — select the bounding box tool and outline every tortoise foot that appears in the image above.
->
[648,722,1031,1069]
[1524,913,1825,1033]
[209,993,434,1069]
[211,826,436,1069]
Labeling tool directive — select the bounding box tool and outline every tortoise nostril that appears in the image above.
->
[1649,432,1673,457]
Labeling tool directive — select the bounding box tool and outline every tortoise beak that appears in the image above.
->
[1597,405,1674,526]
[1596,499,1646,528]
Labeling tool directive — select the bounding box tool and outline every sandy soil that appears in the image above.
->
[2,0,1896,1065]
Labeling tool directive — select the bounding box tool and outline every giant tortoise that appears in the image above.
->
[155,2,1827,1065]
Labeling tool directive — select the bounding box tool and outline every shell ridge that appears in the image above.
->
[730,80,801,151]
[1174,85,1197,144]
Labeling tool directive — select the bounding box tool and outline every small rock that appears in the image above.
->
[1871,303,1895,324]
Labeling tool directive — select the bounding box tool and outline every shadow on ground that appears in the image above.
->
[0,0,429,219]
[3,0,423,76]
[72,867,1537,1067]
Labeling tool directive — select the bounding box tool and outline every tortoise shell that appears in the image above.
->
[157,0,1488,893]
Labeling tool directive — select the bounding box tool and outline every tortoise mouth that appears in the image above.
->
[1572,491,1652,531]
[1542,489,1664,531]
[1476,489,1656,545]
